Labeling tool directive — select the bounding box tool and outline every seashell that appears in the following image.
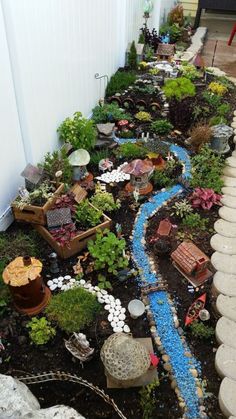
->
[110,301,115,308]
[70,278,76,283]
[120,308,126,313]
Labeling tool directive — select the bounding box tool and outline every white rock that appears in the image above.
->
[110,301,115,308]
[84,283,90,289]
[211,252,236,274]
[98,297,105,304]
[96,292,102,298]
[49,284,57,291]
[222,176,236,187]
[79,279,85,285]
[216,316,236,349]
[94,286,100,291]
[104,304,110,310]
[215,344,236,380]
[213,272,236,296]
[47,280,53,286]
[216,295,236,321]
[58,276,64,281]
[114,310,120,316]
[223,166,236,178]
[53,278,58,283]
[109,308,115,314]
[120,307,126,313]
[113,316,119,323]
[108,313,113,322]
[70,278,76,283]
[123,325,130,333]
[117,320,125,327]
[61,285,66,291]
[111,321,116,328]
[101,289,108,295]
[231,122,236,129]
[57,283,62,288]
[219,377,236,417]
[222,187,236,197]
[64,275,71,280]
[119,313,126,321]
[109,295,115,301]
[113,326,123,333]
[115,299,121,305]
[221,195,236,209]
[214,219,236,238]
[219,206,236,223]
[226,157,236,168]
[211,234,236,255]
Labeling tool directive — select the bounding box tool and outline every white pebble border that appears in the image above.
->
[96,163,130,184]
[210,78,236,417]
[47,277,130,334]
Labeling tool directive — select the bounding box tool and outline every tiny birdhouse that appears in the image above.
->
[157,44,175,61]
[21,164,44,191]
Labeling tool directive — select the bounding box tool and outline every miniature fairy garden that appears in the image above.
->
[2,4,236,419]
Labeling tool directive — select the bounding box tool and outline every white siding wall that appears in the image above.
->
[0,0,175,230]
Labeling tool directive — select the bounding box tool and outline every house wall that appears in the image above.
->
[0,0,176,230]
[180,0,198,17]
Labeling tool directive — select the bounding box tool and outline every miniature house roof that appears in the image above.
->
[157,44,175,56]
[193,53,205,68]
[122,159,153,177]
[100,333,150,381]
[69,149,90,166]
[21,164,43,184]
[3,257,43,287]
[171,241,209,275]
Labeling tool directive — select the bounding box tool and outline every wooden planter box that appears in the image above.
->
[11,183,64,225]
[33,209,112,259]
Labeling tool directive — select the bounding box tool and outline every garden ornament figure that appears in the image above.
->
[49,252,59,274]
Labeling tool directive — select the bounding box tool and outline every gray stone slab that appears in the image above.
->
[219,377,236,417]
[216,316,236,349]
[222,187,236,197]
[219,206,236,223]
[215,344,236,380]
[214,219,236,237]
[216,294,236,321]
[226,157,236,168]
[211,234,236,255]
[213,272,236,297]
[211,252,236,274]
[222,176,236,187]
[223,166,236,178]
[221,195,236,209]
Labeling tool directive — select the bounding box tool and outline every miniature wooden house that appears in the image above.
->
[171,241,212,286]
[122,159,153,195]
[157,44,175,61]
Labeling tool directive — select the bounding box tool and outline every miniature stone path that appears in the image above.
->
[211,107,236,417]
[116,138,205,418]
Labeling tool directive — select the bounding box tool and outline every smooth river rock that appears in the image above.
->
[216,294,236,321]
[222,176,236,187]
[219,377,236,417]
[219,206,236,223]
[213,272,236,296]
[211,252,236,274]
[0,374,85,418]
[214,219,236,237]
[222,187,236,197]
[226,157,236,168]
[221,195,236,209]
[223,166,236,178]
[211,234,236,255]
[216,316,236,349]
[215,344,236,380]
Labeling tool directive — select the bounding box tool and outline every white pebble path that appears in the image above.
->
[211,103,236,417]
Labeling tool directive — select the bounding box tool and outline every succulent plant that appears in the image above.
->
[190,188,222,210]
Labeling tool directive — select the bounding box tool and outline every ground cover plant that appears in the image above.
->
[106,70,136,96]
[92,103,132,123]
[27,317,56,345]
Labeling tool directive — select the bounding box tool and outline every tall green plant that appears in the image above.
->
[128,41,138,70]
[57,112,96,151]
[106,71,136,96]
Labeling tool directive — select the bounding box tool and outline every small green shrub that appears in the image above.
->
[91,184,120,213]
[149,68,159,76]
[138,33,145,44]
[189,321,215,339]
[116,142,147,159]
[182,213,208,230]
[134,84,156,95]
[202,91,222,108]
[163,77,196,102]
[128,41,138,70]
[171,199,193,219]
[145,45,155,62]
[88,229,128,275]
[209,116,227,126]
[151,119,173,135]
[180,63,200,81]
[151,169,175,189]
[92,103,131,124]
[159,23,182,43]
[27,317,56,345]
[75,199,103,228]
[58,112,96,151]
[139,379,159,419]
[106,71,136,96]
[46,287,100,334]
[97,273,112,290]
[119,130,134,139]
[135,111,152,121]
[39,147,73,184]
[217,103,230,116]
[190,145,224,193]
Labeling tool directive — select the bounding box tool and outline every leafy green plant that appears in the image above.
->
[39,147,72,184]
[135,111,152,121]
[217,103,230,116]
[145,45,155,62]
[171,199,193,218]
[27,317,56,345]
[192,105,210,121]
[75,199,103,228]
[208,81,227,96]
[90,149,109,166]
[88,229,128,275]
[180,63,201,81]
[182,213,208,230]
[202,91,222,108]
[151,169,175,189]
[119,130,134,139]
[190,145,224,193]
[58,112,96,151]
[163,77,196,102]
[13,182,55,209]
[46,287,100,334]
[151,119,173,135]
[139,379,159,419]
[149,68,159,76]
[116,142,147,159]
[92,103,131,124]
[91,184,120,213]
[138,33,145,44]
[128,41,138,70]
[159,23,183,43]
[106,71,136,96]
[97,273,112,290]
[216,76,234,90]
[189,321,214,339]
[209,116,227,126]
[134,84,156,95]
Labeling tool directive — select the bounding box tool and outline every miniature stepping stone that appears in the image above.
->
[211,252,236,274]
[222,187,236,197]
[216,295,236,321]
[221,195,236,209]
[219,206,236,223]
[219,377,236,417]
[222,176,236,187]
[226,157,236,168]
[215,344,236,380]
[223,166,236,178]
[214,219,236,238]
[213,272,236,297]
[211,234,236,255]
[232,149,236,157]
[216,317,236,349]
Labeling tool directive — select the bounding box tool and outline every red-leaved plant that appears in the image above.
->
[50,223,77,247]
[190,188,222,210]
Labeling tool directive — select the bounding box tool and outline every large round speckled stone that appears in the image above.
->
[222,187,236,197]
[226,157,236,168]
[211,234,236,255]
[219,377,236,417]
[216,294,236,321]
[222,176,236,187]
[219,206,236,223]
[223,166,236,178]
[215,344,236,380]
[221,195,236,209]
[213,272,236,296]
[216,316,236,349]
[214,219,236,237]
[211,252,236,274]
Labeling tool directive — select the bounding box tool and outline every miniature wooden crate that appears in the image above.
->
[11,183,64,225]
[33,207,112,259]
